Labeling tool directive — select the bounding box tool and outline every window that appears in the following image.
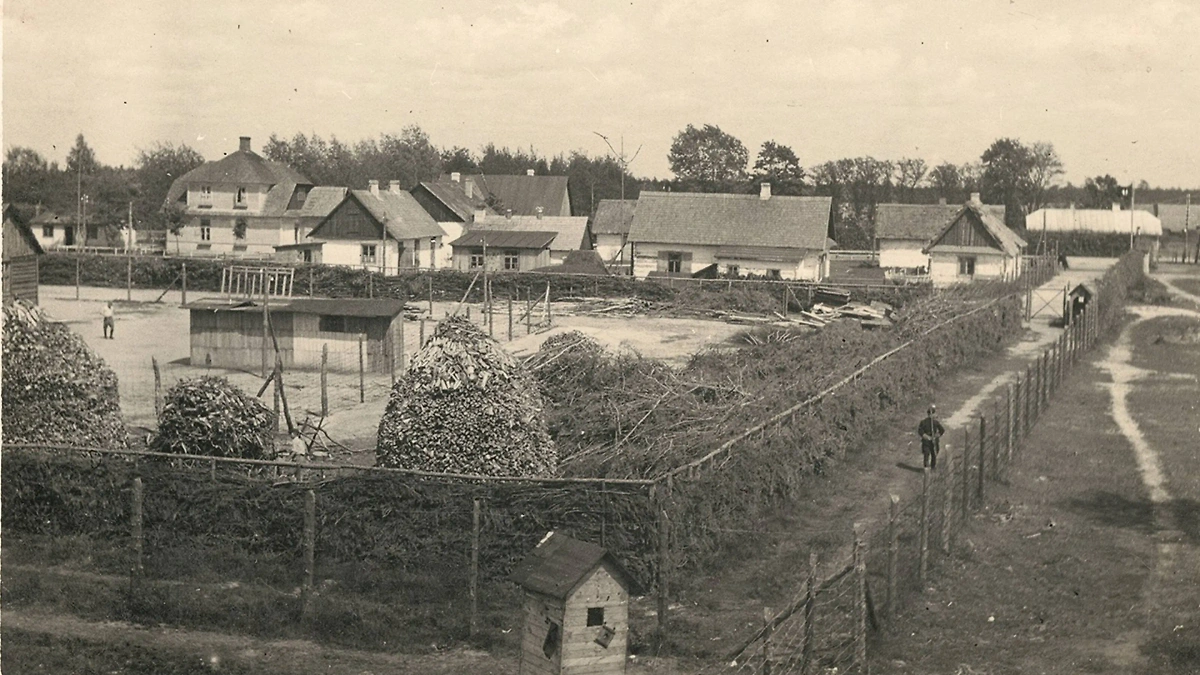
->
[586,607,605,627]
[726,264,739,277]
[667,252,683,274]
[199,185,212,208]
[469,249,484,270]
[235,186,247,208]
[542,622,560,659]
[503,250,520,270]
[361,244,377,264]
[766,269,782,280]
[233,219,247,240]
[958,256,976,276]
[199,219,212,241]
[302,249,313,263]
[319,315,369,333]
[42,225,54,238]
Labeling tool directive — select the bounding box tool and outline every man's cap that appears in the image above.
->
[928,405,937,414]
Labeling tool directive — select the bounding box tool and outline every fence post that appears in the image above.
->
[75,256,82,299]
[919,468,930,587]
[419,319,426,349]
[977,416,987,504]
[526,288,533,335]
[151,357,162,419]
[303,489,316,617]
[357,336,366,403]
[992,400,1001,480]
[127,255,133,301]
[853,523,868,673]
[470,497,481,637]
[1006,382,1015,469]
[309,267,314,298]
[131,476,144,591]
[508,296,514,341]
[181,263,188,306]
[762,607,774,675]
[802,552,818,674]
[887,495,899,618]
[428,275,434,315]
[942,457,954,554]
[962,428,972,516]
[1024,365,1033,439]
[320,344,329,417]
[655,476,673,642]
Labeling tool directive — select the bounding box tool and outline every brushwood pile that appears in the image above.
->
[376,316,556,477]
[153,377,275,459]
[1,300,128,447]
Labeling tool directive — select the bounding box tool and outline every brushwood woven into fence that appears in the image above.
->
[718,250,1145,674]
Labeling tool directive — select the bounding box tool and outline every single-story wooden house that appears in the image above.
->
[627,184,833,280]
[410,177,494,268]
[448,230,556,272]
[510,533,640,675]
[471,213,591,265]
[926,197,1027,286]
[306,181,448,274]
[591,199,637,271]
[875,199,1005,273]
[187,297,405,372]
[3,203,45,305]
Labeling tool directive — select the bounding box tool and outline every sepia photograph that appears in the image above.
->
[2,1,1198,673]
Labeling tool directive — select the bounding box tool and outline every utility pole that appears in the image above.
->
[593,131,642,274]
[1185,193,1192,264]
[1129,182,1137,251]
[128,201,134,251]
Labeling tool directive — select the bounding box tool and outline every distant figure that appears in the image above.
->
[101,301,115,339]
[917,405,945,470]
[1057,253,1069,269]
[290,428,309,458]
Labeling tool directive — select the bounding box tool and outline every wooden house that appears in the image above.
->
[510,533,640,675]
[306,181,448,273]
[187,298,405,372]
[3,203,45,305]
[926,196,1027,287]
[448,230,555,272]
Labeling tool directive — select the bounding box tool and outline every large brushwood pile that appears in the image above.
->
[1,300,128,447]
[153,377,275,458]
[376,316,556,477]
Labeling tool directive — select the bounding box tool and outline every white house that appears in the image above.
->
[591,199,636,270]
[926,196,1027,287]
[627,184,832,280]
[29,210,75,248]
[876,201,1005,273]
[471,212,591,266]
[306,180,447,274]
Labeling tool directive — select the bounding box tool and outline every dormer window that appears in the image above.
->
[235,187,247,208]
[199,186,212,208]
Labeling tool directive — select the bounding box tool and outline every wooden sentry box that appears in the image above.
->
[510,532,641,675]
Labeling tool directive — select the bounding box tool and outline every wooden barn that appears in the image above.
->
[187,298,405,373]
[510,532,640,675]
[3,203,45,305]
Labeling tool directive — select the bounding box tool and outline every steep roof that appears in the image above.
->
[876,203,1006,241]
[413,181,493,221]
[473,214,590,253]
[592,199,637,235]
[164,148,311,207]
[449,229,557,249]
[929,201,1027,256]
[3,203,45,258]
[1025,208,1162,236]
[440,174,571,217]
[348,189,447,241]
[628,191,832,250]
[297,186,349,218]
[510,532,640,600]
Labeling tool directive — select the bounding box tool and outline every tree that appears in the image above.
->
[1083,174,1123,209]
[981,138,1035,228]
[895,158,928,202]
[1024,141,1064,213]
[133,142,205,229]
[3,147,53,205]
[928,162,963,202]
[751,141,804,195]
[667,124,748,190]
[66,133,99,175]
[441,146,478,173]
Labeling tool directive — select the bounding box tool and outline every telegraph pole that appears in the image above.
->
[1129,183,1137,251]
[1186,193,1193,264]
[593,131,642,273]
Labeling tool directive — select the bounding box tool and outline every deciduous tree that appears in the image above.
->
[1083,174,1123,209]
[751,140,804,195]
[667,123,748,190]
[133,142,205,229]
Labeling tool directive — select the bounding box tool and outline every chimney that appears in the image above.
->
[969,192,981,205]
[506,208,513,219]
[536,206,544,219]
[1112,202,1121,212]
[239,136,251,153]
[759,182,771,200]
[388,180,401,195]
[450,172,461,183]
[368,179,380,196]
[938,197,947,205]
[526,169,535,176]
[464,179,474,199]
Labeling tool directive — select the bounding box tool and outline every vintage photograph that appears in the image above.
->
[2,1,1198,673]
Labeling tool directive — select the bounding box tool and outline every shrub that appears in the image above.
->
[153,377,274,458]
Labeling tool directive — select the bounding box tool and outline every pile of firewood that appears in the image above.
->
[1,300,127,447]
[153,377,275,459]
[376,317,557,477]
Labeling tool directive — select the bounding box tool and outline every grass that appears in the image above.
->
[1,628,266,675]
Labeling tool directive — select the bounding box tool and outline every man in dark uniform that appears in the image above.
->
[917,405,945,469]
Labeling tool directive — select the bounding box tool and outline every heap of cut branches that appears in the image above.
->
[153,377,275,459]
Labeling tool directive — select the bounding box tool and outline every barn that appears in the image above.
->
[3,203,45,305]
[187,297,405,373]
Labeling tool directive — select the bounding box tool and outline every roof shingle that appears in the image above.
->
[449,229,557,249]
[628,191,831,250]
[439,174,571,217]
[592,199,637,235]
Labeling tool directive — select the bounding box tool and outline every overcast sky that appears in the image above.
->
[4,0,1198,187]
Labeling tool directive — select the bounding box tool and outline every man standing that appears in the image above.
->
[917,405,945,469]
[101,301,115,339]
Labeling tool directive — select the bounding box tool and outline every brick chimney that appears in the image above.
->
[969,192,981,205]
[526,169,535,176]
[388,180,401,194]
[450,172,461,183]
[368,179,380,196]
[759,182,771,200]
[239,136,251,152]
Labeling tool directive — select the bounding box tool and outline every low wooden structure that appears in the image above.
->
[510,532,639,675]
[3,204,45,305]
[187,297,404,372]
[1067,281,1097,323]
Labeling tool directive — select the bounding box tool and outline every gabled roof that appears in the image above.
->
[510,532,641,600]
[532,250,611,275]
[440,174,571,217]
[592,199,637,235]
[310,190,446,242]
[413,181,493,221]
[3,203,45,257]
[928,201,1027,256]
[1024,208,1162,236]
[164,148,311,207]
[29,210,72,226]
[449,229,557,249]
[473,214,590,253]
[628,191,832,250]
[296,186,349,218]
[876,203,1006,241]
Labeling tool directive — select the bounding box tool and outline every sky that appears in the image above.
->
[4,0,1199,187]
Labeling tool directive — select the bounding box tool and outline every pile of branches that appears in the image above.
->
[152,377,275,459]
[1,300,127,447]
[377,316,556,477]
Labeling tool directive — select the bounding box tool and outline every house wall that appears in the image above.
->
[2,258,39,305]
[321,239,402,274]
[187,182,271,212]
[593,234,629,265]
[520,594,565,675]
[878,239,929,270]
[437,222,463,268]
[632,242,821,280]
[451,247,550,272]
[929,251,1010,287]
[34,223,71,248]
[560,565,629,674]
[169,215,291,256]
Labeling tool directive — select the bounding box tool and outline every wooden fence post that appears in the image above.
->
[1024,365,1033,439]
[802,552,818,674]
[131,476,144,589]
[151,357,162,419]
[1006,383,1015,469]
[942,456,954,554]
[887,495,899,618]
[303,489,315,616]
[508,296,514,341]
[977,416,987,504]
[853,523,868,673]
[419,319,426,349]
[181,263,188,306]
[526,288,533,335]
[75,256,81,300]
[992,400,1001,480]
[762,607,774,675]
[428,275,434,315]
[126,256,133,301]
[470,497,481,637]
[388,331,396,386]
[320,344,329,417]
[655,477,673,642]
[962,428,972,516]
[308,267,314,298]
[358,336,365,403]
[919,468,930,587]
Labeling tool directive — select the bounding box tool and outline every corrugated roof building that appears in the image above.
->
[1025,205,1162,236]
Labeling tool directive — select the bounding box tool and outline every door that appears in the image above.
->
[64,226,75,246]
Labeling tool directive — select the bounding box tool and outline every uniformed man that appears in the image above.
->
[917,405,945,470]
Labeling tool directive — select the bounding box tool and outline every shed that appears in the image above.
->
[1067,282,1097,322]
[187,297,405,372]
[510,532,641,675]
[3,203,45,305]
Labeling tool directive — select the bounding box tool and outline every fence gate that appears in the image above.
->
[1029,285,1067,320]
[222,266,295,300]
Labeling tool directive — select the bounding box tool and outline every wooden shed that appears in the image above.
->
[187,297,405,372]
[1067,281,1097,323]
[3,203,45,305]
[510,532,641,675]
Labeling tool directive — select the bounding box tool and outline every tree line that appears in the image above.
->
[3,125,1193,248]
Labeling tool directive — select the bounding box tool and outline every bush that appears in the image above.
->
[1,300,127,447]
[376,317,556,477]
[153,377,274,458]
